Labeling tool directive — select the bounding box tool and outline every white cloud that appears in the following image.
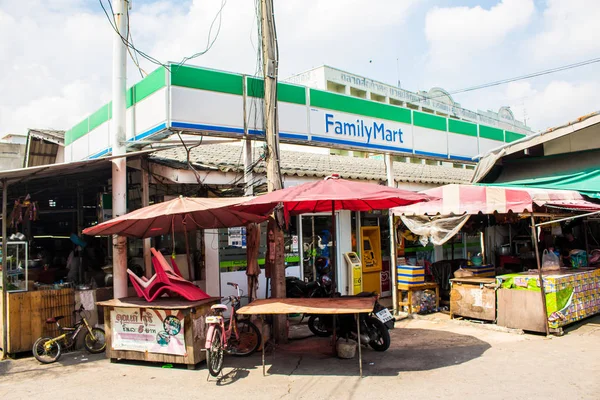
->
[1,0,424,135]
[424,0,534,68]
[504,80,600,131]
[527,0,600,65]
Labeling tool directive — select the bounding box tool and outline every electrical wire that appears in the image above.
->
[411,56,600,107]
[99,0,227,72]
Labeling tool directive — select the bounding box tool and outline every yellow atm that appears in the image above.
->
[343,252,363,295]
[360,226,382,293]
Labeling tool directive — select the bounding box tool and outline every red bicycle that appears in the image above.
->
[204,282,261,377]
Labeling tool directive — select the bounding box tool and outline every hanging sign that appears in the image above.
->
[111,307,186,356]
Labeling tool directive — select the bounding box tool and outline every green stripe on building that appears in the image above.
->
[65,119,89,145]
[479,125,504,141]
[505,130,526,143]
[65,66,169,145]
[448,119,477,137]
[88,103,111,132]
[310,89,411,124]
[171,65,243,95]
[413,111,447,132]
[134,67,167,103]
[246,77,306,105]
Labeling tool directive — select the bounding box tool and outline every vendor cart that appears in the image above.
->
[97,297,218,368]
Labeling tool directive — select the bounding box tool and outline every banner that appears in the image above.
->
[111,307,186,356]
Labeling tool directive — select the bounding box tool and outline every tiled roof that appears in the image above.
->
[150,144,473,185]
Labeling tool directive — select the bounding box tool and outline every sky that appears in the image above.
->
[1,0,599,136]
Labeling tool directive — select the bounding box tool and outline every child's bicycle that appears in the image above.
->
[32,304,106,364]
[205,282,261,377]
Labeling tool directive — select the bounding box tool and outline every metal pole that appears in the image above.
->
[530,213,550,336]
[111,0,129,299]
[1,181,8,358]
[356,313,362,378]
[262,315,266,376]
[385,154,398,314]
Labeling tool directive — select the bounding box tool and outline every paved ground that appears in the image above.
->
[1,315,599,400]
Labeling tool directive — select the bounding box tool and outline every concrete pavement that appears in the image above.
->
[1,315,599,399]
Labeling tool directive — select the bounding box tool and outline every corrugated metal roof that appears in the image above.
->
[150,144,473,185]
[28,129,65,144]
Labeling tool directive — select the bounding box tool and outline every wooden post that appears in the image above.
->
[1,180,8,358]
[530,213,550,336]
[261,0,286,343]
[141,161,152,278]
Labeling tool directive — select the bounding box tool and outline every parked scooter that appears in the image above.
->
[286,256,335,298]
[308,292,393,351]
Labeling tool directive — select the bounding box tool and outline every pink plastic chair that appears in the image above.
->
[151,248,210,301]
[127,269,172,302]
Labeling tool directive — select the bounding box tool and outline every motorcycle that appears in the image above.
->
[286,256,335,299]
[308,292,393,352]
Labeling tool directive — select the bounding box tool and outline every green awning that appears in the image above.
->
[486,167,600,199]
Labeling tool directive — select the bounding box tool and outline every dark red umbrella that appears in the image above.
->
[83,196,274,238]
[237,176,433,290]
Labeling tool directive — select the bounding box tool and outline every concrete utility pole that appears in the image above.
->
[261,0,287,343]
[111,0,129,299]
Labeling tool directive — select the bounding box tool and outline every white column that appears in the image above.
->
[111,0,129,299]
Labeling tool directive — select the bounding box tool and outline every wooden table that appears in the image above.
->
[397,282,439,314]
[97,297,218,368]
[237,297,376,378]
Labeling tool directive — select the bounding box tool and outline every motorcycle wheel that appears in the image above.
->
[308,315,331,337]
[365,316,391,352]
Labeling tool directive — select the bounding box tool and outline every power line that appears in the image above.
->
[417,56,600,104]
[98,0,227,72]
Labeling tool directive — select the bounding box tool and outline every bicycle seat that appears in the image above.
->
[46,316,65,324]
[211,304,228,311]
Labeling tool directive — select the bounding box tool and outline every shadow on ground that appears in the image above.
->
[0,350,105,380]
[222,326,491,377]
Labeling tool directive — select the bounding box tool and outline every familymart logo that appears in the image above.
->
[325,113,404,144]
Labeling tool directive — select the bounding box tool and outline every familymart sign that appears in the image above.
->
[64,64,526,162]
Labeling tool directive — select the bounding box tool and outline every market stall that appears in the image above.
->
[393,184,600,334]
[97,297,218,368]
[84,196,272,366]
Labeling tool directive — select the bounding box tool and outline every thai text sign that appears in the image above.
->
[111,307,186,356]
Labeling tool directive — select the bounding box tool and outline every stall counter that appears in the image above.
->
[496,267,600,334]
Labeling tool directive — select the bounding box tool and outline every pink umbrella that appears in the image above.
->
[83,196,274,238]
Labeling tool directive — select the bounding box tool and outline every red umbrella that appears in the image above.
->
[236,176,433,290]
[83,196,273,238]
[238,176,433,219]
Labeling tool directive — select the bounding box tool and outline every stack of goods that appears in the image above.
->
[497,269,600,329]
[416,289,437,314]
[397,264,425,286]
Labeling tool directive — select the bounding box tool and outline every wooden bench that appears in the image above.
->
[397,282,440,314]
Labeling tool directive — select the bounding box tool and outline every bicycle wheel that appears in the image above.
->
[207,325,224,377]
[227,319,261,357]
[84,328,107,354]
[33,337,62,364]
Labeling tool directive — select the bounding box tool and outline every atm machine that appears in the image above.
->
[343,252,363,295]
